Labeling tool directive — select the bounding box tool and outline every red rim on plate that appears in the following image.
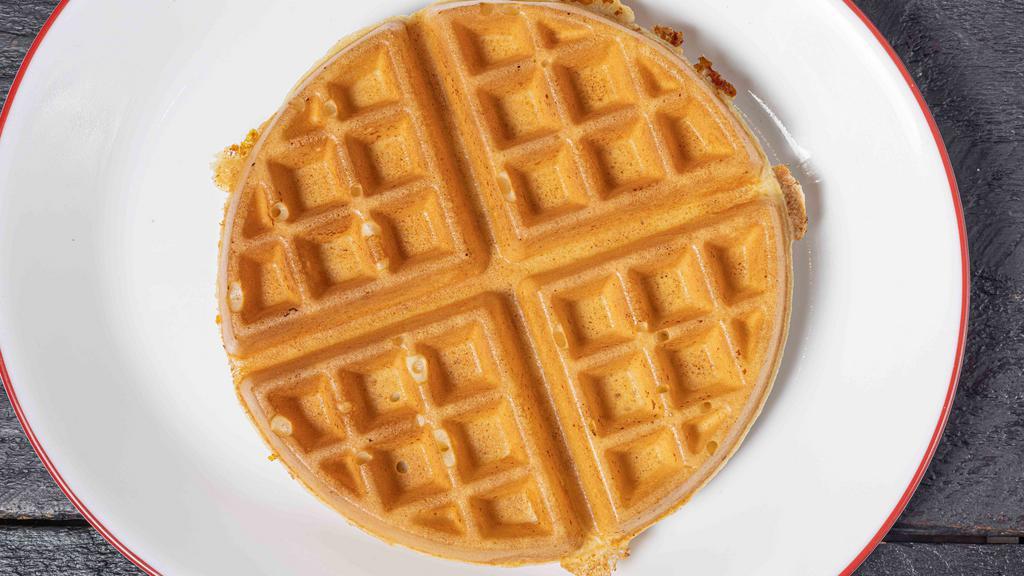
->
[0,2,969,575]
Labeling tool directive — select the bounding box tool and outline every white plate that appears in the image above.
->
[0,1,966,574]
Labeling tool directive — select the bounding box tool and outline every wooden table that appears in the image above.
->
[1,0,1021,573]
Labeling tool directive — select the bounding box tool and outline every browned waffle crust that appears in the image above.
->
[217,2,805,573]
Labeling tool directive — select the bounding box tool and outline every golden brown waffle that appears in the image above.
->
[217,2,806,573]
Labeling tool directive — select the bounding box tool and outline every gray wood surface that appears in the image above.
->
[0,527,137,575]
[1,0,1022,573]
[858,543,1024,575]
[0,0,88,525]
[0,387,78,521]
[3,529,1024,576]
[854,0,1024,539]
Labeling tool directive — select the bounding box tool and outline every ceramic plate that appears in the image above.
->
[0,1,966,574]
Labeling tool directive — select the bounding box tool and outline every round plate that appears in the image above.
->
[0,1,966,575]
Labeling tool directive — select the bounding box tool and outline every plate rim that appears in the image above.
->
[0,1,969,575]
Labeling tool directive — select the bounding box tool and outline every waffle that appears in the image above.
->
[217,2,806,573]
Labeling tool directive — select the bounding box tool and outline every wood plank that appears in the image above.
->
[854,0,1024,537]
[0,526,141,575]
[1,386,81,520]
[0,0,57,104]
[4,528,1023,576]
[855,543,1024,575]
[0,0,84,522]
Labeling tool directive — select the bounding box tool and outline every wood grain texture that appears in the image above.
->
[854,0,1024,539]
[0,387,80,520]
[857,543,1024,575]
[0,0,87,524]
[4,530,1024,576]
[0,527,138,575]
[0,0,1021,574]
[0,0,53,105]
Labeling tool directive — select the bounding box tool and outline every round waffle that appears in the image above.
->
[217,2,806,574]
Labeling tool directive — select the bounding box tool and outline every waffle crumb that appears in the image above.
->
[562,538,630,576]
[653,25,684,47]
[695,55,738,98]
[774,165,808,240]
[214,129,260,192]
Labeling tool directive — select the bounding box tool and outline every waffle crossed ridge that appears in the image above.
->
[218,2,803,573]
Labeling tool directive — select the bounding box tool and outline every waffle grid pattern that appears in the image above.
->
[224,1,790,565]
[226,24,481,347]
[523,206,777,522]
[432,6,752,258]
[248,296,571,547]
